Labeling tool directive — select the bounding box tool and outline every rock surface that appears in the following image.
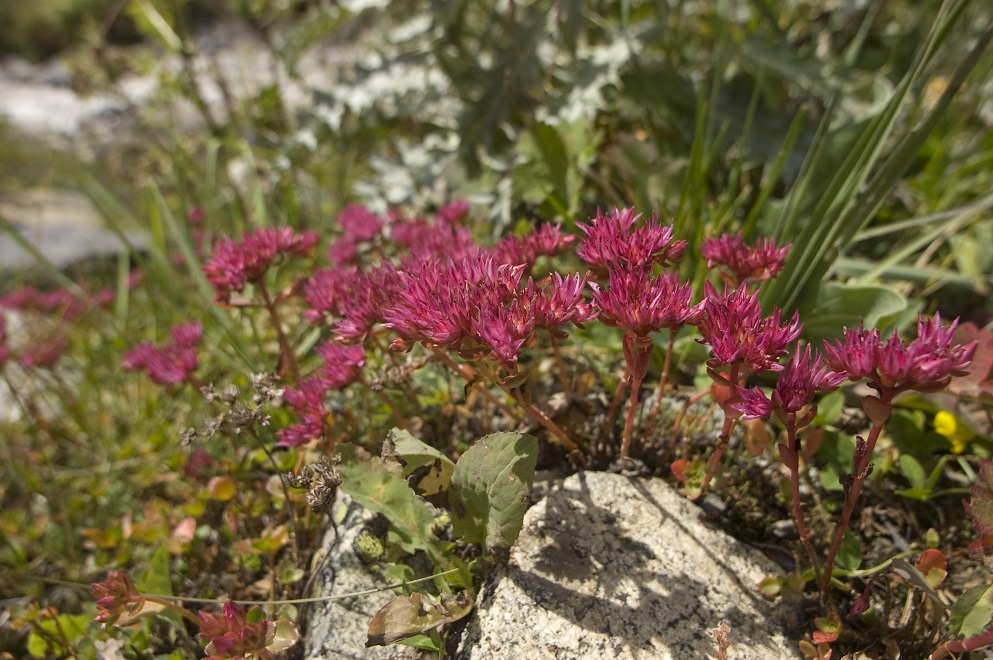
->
[306,472,796,659]
[456,471,796,659]
[305,495,413,660]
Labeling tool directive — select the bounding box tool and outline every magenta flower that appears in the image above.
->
[302,266,360,322]
[590,265,701,338]
[331,262,400,343]
[576,207,687,270]
[198,600,297,660]
[0,285,104,321]
[278,377,329,447]
[18,337,68,369]
[123,321,202,385]
[436,199,469,225]
[92,571,144,625]
[315,341,365,389]
[493,224,576,267]
[528,273,597,337]
[337,204,384,241]
[697,282,801,375]
[823,314,977,396]
[202,227,318,302]
[700,232,790,286]
[733,344,846,421]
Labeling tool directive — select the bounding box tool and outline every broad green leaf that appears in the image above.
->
[947,584,993,637]
[449,432,538,550]
[835,531,863,571]
[339,444,443,563]
[799,282,907,345]
[898,455,928,490]
[137,543,173,597]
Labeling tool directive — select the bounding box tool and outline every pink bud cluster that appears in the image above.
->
[202,227,317,302]
[700,231,790,286]
[697,282,802,375]
[823,314,977,396]
[122,321,202,385]
[199,600,281,660]
[577,207,687,269]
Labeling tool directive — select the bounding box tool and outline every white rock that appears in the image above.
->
[456,471,796,659]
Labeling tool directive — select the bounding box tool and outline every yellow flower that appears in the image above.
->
[934,410,976,454]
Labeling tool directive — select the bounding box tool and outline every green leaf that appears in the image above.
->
[799,281,907,345]
[339,444,443,563]
[835,531,863,571]
[449,432,538,551]
[947,584,993,637]
[382,428,455,507]
[898,454,928,490]
[137,543,173,597]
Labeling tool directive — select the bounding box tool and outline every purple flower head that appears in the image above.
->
[332,262,400,343]
[577,207,687,271]
[700,232,791,285]
[494,224,576,267]
[436,199,470,225]
[337,204,384,242]
[527,273,597,337]
[590,265,701,338]
[123,321,202,385]
[199,600,284,660]
[824,314,977,395]
[697,282,801,374]
[302,267,359,322]
[733,344,846,421]
[92,571,144,625]
[277,377,329,447]
[315,341,365,389]
[202,227,318,302]
[19,336,68,369]
[327,237,358,265]
[0,285,97,321]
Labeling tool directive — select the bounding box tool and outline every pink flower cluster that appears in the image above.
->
[91,571,144,626]
[700,232,790,286]
[122,322,202,385]
[199,600,285,660]
[734,344,846,422]
[697,282,801,375]
[277,342,365,447]
[823,314,977,395]
[0,284,115,321]
[384,255,593,364]
[202,227,317,302]
[577,207,687,270]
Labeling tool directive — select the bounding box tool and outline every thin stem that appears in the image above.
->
[783,418,823,587]
[667,386,712,458]
[620,340,652,458]
[647,332,677,432]
[930,628,993,660]
[432,350,522,423]
[819,417,886,605]
[248,429,300,564]
[257,279,300,383]
[600,371,629,444]
[143,595,201,625]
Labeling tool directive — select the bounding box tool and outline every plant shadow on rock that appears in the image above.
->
[466,471,787,654]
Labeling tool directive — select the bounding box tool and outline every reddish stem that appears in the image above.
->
[819,400,890,604]
[257,280,300,384]
[783,416,823,587]
[646,332,677,433]
[931,628,993,660]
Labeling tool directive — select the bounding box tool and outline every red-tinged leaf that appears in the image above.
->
[670,459,689,483]
[802,427,824,458]
[966,459,993,536]
[848,582,872,619]
[915,549,948,588]
[948,322,993,402]
[813,613,841,643]
[208,476,237,502]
